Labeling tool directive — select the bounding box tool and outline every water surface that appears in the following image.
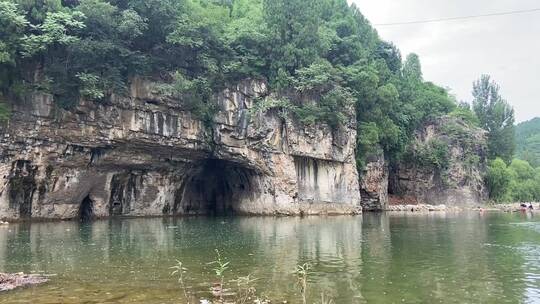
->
[1,212,540,303]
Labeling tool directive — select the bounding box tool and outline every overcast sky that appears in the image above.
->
[351,0,540,123]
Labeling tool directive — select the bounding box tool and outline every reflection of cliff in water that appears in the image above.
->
[0,214,533,303]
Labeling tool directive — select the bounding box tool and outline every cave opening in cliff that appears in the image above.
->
[79,195,94,222]
[174,159,259,216]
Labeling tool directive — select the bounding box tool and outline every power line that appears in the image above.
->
[374,8,540,27]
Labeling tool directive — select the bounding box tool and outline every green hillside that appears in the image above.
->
[516,117,540,167]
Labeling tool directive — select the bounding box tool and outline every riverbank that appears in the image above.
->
[385,203,540,213]
[483,203,540,212]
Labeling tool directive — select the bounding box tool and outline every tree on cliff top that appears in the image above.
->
[472,75,516,163]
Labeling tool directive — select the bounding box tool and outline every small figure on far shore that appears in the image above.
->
[529,203,534,210]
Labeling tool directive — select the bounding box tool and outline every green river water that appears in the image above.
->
[1,212,540,303]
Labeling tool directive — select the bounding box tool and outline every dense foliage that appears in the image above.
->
[516,117,540,167]
[467,77,540,203]
[486,158,540,203]
[0,0,459,167]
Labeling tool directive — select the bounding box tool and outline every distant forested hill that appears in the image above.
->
[516,117,540,167]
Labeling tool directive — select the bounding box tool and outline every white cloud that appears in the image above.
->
[351,0,540,122]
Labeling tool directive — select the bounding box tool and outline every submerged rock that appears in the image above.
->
[0,273,48,292]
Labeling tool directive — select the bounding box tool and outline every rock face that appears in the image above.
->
[0,79,361,221]
[388,116,488,207]
[360,150,388,211]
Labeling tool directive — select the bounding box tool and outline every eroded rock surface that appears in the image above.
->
[360,150,388,211]
[0,79,361,220]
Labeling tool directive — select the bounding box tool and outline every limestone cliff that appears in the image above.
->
[359,116,488,210]
[0,79,361,221]
[360,149,388,211]
[388,116,488,207]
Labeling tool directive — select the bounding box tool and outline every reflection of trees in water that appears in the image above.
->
[359,212,527,304]
[359,213,392,303]
[485,213,536,303]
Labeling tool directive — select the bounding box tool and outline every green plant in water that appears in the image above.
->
[170,260,191,304]
[294,263,311,304]
[209,249,230,302]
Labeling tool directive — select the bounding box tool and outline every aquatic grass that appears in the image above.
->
[233,274,258,304]
[294,263,311,304]
[170,260,191,303]
[171,254,330,304]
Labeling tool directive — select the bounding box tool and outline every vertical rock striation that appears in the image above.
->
[0,79,361,221]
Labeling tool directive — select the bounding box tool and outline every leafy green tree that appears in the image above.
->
[472,75,516,162]
[263,0,323,86]
[0,1,28,64]
[375,41,401,74]
[0,1,28,120]
[21,10,85,57]
[402,53,422,82]
[14,0,63,23]
[534,168,540,201]
[223,0,266,79]
[486,158,511,202]
[488,158,540,203]
[508,159,535,180]
[506,159,538,202]
[516,117,540,167]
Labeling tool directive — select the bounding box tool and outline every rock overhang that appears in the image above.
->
[0,79,361,220]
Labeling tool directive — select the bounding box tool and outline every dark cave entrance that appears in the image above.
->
[78,195,94,222]
[174,159,259,216]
